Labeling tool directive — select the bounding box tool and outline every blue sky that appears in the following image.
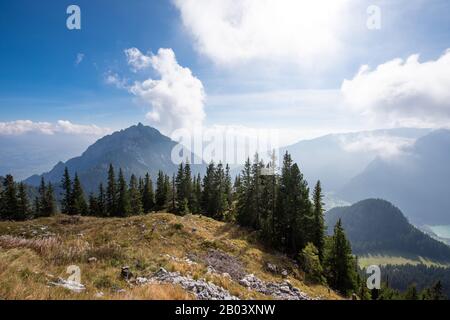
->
[1,0,450,141]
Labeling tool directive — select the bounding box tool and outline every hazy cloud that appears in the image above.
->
[173,0,351,68]
[0,120,111,136]
[75,53,84,65]
[339,134,415,159]
[342,49,450,128]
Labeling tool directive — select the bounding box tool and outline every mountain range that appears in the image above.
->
[325,199,450,263]
[25,123,204,193]
[338,130,450,224]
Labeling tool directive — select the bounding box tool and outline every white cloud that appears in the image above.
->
[339,134,415,159]
[105,72,128,89]
[124,48,206,135]
[75,53,84,65]
[341,49,450,128]
[125,48,151,72]
[0,120,111,136]
[172,0,351,67]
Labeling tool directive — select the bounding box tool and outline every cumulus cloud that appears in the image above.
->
[339,134,415,159]
[123,48,206,135]
[172,0,351,67]
[341,50,450,128]
[0,120,110,136]
[125,48,152,72]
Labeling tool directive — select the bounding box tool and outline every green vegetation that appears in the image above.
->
[326,199,450,263]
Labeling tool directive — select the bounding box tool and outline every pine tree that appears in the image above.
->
[97,183,106,217]
[324,219,357,296]
[175,163,186,214]
[39,182,56,217]
[16,182,31,221]
[60,167,72,214]
[1,175,19,220]
[170,174,176,213]
[142,173,155,213]
[116,169,131,217]
[72,173,88,216]
[155,171,167,210]
[312,180,325,261]
[236,158,252,227]
[129,174,143,215]
[184,161,193,212]
[106,164,117,216]
[35,177,47,218]
[404,284,419,300]
[224,164,233,209]
[202,162,216,217]
[88,193,99,216]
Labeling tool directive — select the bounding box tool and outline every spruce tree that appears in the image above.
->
[312,180,326,261]
[72,173,88,216]
[40,182,56,217]
[88,193,99,216]
[97,183,106,217]
[324,219,357,296]
[16,182,31,221]
[60,167,72,214]
[142,173,155,213]
[155,171,167,210]
[35,177,47,217]
[116,169,131,217]
[129,174,143,215]
[175,163,186,214]
[202,162,216,217]
[2,175,19,220]
[106,164,117,216]
[236,158,252,227]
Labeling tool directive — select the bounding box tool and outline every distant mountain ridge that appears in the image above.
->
[25,123,205,193]
[338,129,450,224]
[325,199,450,263]
[282,128,430,192]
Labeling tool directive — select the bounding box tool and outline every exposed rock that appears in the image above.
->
[266,263,278,274]
[204,249,245,281]
[151,268,239,300]
[49,278,85,293]
[239,274,310,300]
[121,266,133,280]
[88,257,98,264]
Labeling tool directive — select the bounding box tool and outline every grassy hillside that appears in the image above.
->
[0,213,340,300]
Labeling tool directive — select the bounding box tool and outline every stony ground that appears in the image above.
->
[0,213,341,300]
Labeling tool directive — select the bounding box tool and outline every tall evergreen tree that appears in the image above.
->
[236,158,252,227]
[60,167,72,214]
[117,169,131,217]
[88,193,99,216]
[155,171,166,210]
[1,175,18,220]
[202,162,216,217]
[72,173,88,216]
[324,219,357,296]
[129,174,143,215]
[38,181,56,217]
[106,164,117,216]
[142,173,155,213]
[16,182,31,221]
[312,180,325,261]
[97,183,106,217]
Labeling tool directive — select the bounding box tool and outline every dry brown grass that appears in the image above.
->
[0,213,342,300]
